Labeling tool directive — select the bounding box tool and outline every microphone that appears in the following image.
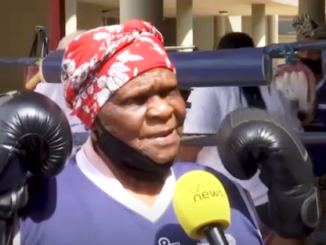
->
[173,170,231,245]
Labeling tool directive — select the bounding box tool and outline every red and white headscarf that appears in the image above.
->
[61,19,175,129]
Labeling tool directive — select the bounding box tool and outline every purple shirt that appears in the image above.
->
[19,157,263,245]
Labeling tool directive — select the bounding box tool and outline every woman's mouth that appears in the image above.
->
[149,129,179,145]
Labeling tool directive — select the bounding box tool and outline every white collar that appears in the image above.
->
[75,148,176,222]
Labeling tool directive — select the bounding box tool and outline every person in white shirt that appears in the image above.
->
[179,32,314,245]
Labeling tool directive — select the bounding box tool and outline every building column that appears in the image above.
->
[299,0,325,23]
[251,4,266,47]
[119,0,164,31]
[65,0,77,35]
[267,15,278,44]
[241,16,251,35]
[214,11,227,47]
[176,0,193,50]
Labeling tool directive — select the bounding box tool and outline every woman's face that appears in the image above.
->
[297,50,321,61]
[297,37,322,61]
[96,68,186,164]
[296,38,323,76]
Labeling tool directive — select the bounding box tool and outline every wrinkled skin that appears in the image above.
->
[95,68,186,165]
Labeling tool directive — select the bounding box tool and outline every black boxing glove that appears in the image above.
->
[0,91,72,223]
[217,108,319,238]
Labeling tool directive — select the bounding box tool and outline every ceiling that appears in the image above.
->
[79,0,299,16]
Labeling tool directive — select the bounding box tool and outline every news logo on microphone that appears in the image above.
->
[173,170,231,240]
[189,179,226,203]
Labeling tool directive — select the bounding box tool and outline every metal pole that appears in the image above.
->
[71,132,326,147]
[181,132,326,146]
[165,46,196,51]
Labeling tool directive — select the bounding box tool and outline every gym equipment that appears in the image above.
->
[1,41,326,89]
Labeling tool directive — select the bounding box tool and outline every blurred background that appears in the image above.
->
[0,0,321,92]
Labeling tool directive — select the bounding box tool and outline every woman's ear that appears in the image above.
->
[91,118,103,141]
[91,132,98,141]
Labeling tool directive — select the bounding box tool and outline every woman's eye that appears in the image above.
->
[160,88,178,98]
[125,96,148,105]
[135,96,148,104]
[170,90,180,96]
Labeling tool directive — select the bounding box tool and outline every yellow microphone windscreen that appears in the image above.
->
[173,170,231,240]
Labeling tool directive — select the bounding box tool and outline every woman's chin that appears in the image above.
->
[148,149,177,165]
[139,142,178,164]
[153,157,175,164]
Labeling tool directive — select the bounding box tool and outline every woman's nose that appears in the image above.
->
[147,96,174,120]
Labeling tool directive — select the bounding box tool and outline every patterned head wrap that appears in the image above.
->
[292,13,326,40]
[61,19,175,129]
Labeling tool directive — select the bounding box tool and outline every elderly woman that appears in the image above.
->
[15,20,263,245]
[288,14,326,171]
